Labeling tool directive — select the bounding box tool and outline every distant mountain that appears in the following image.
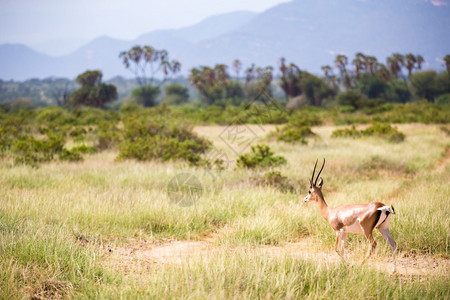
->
[0,1,449,80]
[136,11,257,44]
[31,37,90,57]
[189,0,450,71]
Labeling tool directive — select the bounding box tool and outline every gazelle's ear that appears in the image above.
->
[317,177,323,188]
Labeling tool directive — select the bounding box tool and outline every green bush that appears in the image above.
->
[128,86,161,107]
[270,110,318,144]
[237,145,286,169]
[436,93,450,106]
[36,107,75,126]
[331,125,362,138]
[259,171,295,193]
[117,115,210,165]
[12,133,65,167]
[362,122,405,143]
[332,123,405,143]
[274,126,314,144]
[163,83,189,105]
[59,149,83,162]
[96,121,122,150]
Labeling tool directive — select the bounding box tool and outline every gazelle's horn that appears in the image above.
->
[310,159,318,186]
[314,158,325,186]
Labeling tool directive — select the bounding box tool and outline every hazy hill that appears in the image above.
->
[0,0,449,80]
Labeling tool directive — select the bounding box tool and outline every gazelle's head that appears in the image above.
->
[304,158,325,203]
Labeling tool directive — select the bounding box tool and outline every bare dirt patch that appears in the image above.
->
[104,238,449,277]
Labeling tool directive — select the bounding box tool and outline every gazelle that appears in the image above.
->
[303,159,397,272]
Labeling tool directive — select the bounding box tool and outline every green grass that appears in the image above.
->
[0,123,449,298]
[120,251,449,299]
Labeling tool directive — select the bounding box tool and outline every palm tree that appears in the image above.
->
[404,53,417,77]
[321,65,332,78]
[375,63,390,82]
[245,64,256,85]
[352,54,365,78]
[335,54,352,88]
[334,54,348,75]
[443,55,450,74]
[232,59,242,80]
[416,55,424,70]
[387,53,404,78]
[365,56,378,74]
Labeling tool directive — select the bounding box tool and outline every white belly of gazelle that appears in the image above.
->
[343,220,364,233]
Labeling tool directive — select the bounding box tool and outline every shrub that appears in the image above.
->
[96,121,122,150]
[59,149,83,162]
[362,123,405,143]
[270,110,317,144]
[436,93,450,106]
[36,107,75,126]
[164,83,189,105]
[331,123,405,143]
[12,133,65,167]
[258,171,295,193]
[128,86,161,107]
[274,126,314,144]
[237,145,286,169]
[336,90,364,109]
[373,101,449,124]
[331,125,362,138]
[117,115,210,165]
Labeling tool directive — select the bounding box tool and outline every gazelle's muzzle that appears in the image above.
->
[303,194,311,202]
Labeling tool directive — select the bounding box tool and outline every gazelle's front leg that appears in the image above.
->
[341,231,348,260]
[335,230,347,263]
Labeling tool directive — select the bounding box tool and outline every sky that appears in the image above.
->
[0,0,291,45]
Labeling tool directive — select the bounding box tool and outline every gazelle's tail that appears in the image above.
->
[375,205,393,228]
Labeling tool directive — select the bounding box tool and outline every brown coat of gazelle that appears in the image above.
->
[304,159,397,272]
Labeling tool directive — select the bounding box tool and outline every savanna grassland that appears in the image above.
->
[1,116,449,298]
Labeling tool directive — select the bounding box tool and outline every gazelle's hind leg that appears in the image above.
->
[378,227,397,273]
[358,213,379,264]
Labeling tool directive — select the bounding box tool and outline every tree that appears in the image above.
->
[336,90,364,109]
[44,77,72,106]
[416,55,424,70]
[356,74,388,99]
[244,65,273,99]
[404,53,417,77]
[300,71,336,106]
[409,70,437,102]
[128,86,160,107]
[232,59,242,79]
[119,45,181,107]
[365,56,378,74]
[119,45,181,86]
[386,79,411,103]
[189,65,230,105]
[279,58,302,98]
[444,55,450,74]
[334,54,351,88]
[387,53,404,78]
[69,70,117,108]
[163,83,189,105]
[352,52,367,78]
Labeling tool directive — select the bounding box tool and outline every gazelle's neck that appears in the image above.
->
[316,192,330,222]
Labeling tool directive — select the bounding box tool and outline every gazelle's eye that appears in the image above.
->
[308,191,311,194]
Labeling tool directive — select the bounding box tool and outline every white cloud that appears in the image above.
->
[428,0,448,6]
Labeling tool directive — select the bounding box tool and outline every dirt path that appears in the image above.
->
[105,238,449,277]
